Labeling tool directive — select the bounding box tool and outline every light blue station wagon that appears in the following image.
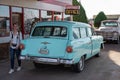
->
[20,21,104,72]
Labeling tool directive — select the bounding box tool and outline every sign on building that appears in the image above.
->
[65,5,80,15]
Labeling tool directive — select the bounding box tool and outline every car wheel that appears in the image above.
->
[73,56,85,73]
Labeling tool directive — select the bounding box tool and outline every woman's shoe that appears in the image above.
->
[16,67,21,71]
[8,69,14,74]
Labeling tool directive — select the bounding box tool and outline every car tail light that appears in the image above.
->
[66,46,73,53]
[19,43,25,50]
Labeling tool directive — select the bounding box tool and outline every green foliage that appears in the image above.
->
[94,11,107,28]
[72,0,88,23]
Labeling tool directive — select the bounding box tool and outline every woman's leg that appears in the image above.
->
[9,47,15,69]
[16,49,21,67]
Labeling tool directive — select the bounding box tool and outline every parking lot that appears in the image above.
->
[0,43,120,80]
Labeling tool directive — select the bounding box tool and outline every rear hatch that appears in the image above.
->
[22,38,68,58]
[21,25,68,58]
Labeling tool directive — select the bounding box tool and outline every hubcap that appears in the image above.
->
[79,57,84,70]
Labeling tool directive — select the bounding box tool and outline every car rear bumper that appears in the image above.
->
[20,55,74,65]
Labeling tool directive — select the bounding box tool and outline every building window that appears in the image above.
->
[46,11,62,21]
[24,8,39,34]
[63,13,71,21]
[41,10,52,21]
[0,5,10,37]
[53,11,62,21]
[0,5,9,17]
[12,7,22,13]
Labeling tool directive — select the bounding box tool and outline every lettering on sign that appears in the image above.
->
[65,9,80,15]
[65,5,80,15]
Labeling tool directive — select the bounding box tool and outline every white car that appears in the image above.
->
[96,20,120,44]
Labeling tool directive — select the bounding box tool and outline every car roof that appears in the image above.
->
[35,21,91,28]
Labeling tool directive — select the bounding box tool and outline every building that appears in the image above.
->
[0,0,72,43]
[93,14,120,20]
[0,0,73,60]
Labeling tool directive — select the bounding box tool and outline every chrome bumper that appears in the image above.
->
[96,31,119,40]
[20,56,74,65]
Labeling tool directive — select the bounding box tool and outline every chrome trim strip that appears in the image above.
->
[20,56,73,64]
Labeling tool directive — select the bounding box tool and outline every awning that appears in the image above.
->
[38,0,72,7]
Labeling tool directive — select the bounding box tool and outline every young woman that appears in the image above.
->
[9,23,22,74]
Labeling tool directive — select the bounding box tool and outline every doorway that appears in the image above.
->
[12,13,22,31]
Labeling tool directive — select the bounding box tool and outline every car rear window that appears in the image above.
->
[32,26,67,37]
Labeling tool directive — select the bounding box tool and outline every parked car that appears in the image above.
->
[96,20,120,44]
[20,21,104,72]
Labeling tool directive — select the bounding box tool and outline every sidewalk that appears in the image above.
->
[0,43,9,60]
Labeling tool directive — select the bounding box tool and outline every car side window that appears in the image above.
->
[73,28,80,39]
[80,27,87,38]
[119,22,120,26]
[87,28,92,37]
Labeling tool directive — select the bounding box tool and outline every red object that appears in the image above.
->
[62,12,64,21]
[66,46,73,53]
[19,44,25,50]
[21,7,25,39]
[52,11,54,21]
[9,6,12,31]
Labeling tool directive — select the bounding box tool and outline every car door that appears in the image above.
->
[80,27,92,59]
[90,28,101,55]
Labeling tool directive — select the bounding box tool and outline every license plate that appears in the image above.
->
[39,48,49,54]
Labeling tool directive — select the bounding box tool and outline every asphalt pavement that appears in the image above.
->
[0,43,120,80]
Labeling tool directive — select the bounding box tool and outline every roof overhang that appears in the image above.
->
[38,0,72,7]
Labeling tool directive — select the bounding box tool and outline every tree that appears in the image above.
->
[72,0,88,23]
[94,11,107,28]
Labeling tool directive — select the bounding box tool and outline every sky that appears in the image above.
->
[78,0,120,19]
